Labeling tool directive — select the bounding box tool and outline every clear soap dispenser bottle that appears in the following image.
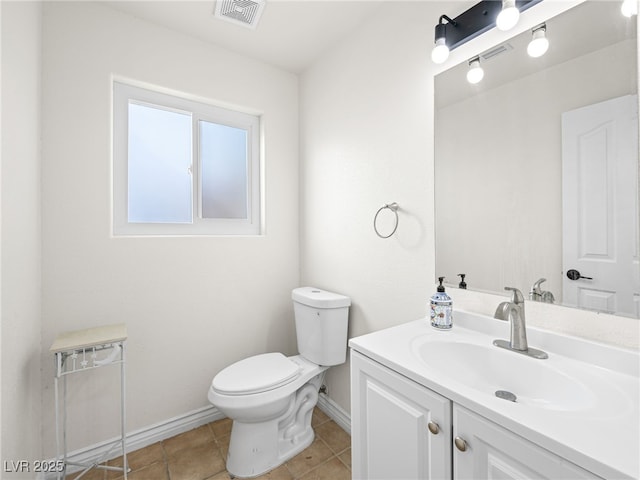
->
[430,276,453,329]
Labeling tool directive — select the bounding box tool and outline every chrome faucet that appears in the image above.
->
[529,278,555,304]
[494,287,548,359]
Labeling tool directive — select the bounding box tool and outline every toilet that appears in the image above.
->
[207,287,351,478]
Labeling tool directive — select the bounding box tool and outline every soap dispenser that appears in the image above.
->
[430,277,453,329]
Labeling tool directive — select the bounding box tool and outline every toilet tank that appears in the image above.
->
[292,287,351,366]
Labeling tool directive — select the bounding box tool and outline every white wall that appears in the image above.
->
[1,0,43,470]
[300,1,445,412]
[40,2,299,455]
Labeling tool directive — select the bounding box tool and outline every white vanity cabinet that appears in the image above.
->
[351,351,452,480]
[351,350,602,480]
[453,405,601,480]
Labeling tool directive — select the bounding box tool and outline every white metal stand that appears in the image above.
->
[51,324,129,480]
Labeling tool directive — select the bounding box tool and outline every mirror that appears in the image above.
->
[435,1,639,318]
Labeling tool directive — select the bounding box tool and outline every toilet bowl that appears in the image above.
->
[208,287,350,478]
[208,354,328,477]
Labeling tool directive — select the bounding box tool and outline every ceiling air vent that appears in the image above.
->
[214,0,266,29]
[481,43,514,61]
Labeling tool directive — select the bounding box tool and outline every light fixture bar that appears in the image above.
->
[442,0,542,51]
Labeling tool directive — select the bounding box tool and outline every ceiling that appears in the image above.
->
[101,0,386,73]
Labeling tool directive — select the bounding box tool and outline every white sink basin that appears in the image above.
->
[410,329,633,415]
[413,339,596,411]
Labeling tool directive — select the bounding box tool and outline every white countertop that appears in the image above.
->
[349,310,640,479]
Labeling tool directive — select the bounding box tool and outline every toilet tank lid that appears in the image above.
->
[292,287,351,308]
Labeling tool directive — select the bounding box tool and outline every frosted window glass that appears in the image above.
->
[200,121,248,219]
[128,103,192,223]
[114,81,260,235]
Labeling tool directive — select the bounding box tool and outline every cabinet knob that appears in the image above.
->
[454,436,468,452]
[427,421,439,435]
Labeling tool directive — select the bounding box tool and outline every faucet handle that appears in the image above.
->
[504,287,524,304]
[530,278,547,294]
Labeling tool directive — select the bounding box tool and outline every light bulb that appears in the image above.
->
[527,26,549,58]
[466,58,484,84]
[621,0,638,17]
[431,37,450,64]
[496,0,520,31]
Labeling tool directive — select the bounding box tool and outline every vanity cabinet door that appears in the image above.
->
[453,405,602,480]
[351,351,452,480]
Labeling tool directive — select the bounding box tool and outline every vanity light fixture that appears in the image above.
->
[527,24,549,58]
[431,15,456,64]
[430,0,541,65]
[496,0,520,31]
[621,0,638,17]
[466,57,484,84]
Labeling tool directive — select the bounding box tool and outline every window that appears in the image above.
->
[113,82,261,235]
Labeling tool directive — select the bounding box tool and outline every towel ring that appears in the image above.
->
[374,202,399,238]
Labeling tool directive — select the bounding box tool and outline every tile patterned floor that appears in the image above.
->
[66,408,351,480]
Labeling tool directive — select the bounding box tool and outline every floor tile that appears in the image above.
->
[296,457,351,480]
[214,432,230,460]
[252,464,294,480]
[338,448,352,470]
[315,420,350,454]
[122,461,169,480]
[209,417,232,439]
[207,472,234,480]
[127,441,165,469]
[106,442,164,479]
[284,438,333,478]
[166,440,225,480]
[310,408,330,428]
[162,425,215,457]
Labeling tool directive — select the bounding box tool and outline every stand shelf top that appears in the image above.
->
[50,323,127,353]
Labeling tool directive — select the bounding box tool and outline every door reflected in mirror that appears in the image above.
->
[434,1,639,318]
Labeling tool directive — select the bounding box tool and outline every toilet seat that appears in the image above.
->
[212,352,301,395]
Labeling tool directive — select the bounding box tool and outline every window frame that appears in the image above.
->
[113,81,261,236]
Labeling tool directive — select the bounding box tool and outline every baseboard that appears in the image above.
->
[317,392,351,435]
[46,405,223,479]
